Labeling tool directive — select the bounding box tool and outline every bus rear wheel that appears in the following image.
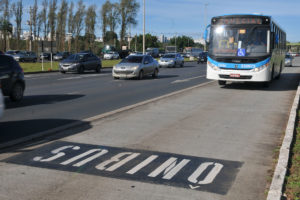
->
[218,80,226,86]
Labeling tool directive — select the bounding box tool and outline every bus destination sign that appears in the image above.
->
[213,17,263,25]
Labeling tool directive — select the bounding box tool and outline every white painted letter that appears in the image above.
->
[33,145,80,162]
[188,162,223,185]
[95,152,140,172]
[127,155,158,175]
[148,157,190,180]
[60,149,108,166]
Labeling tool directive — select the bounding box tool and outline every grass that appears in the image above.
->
[20,60,120,73]
[19,57,197,73]
[284,110,300,199]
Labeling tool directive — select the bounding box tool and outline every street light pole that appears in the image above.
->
[143,0,145,54]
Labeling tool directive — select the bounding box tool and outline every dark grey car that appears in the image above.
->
[12,51,37,62]
[59,53,102,74]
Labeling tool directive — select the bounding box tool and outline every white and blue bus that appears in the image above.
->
[206,14,286,86]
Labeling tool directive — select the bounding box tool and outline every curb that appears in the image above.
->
[0,80,215,149]
[267,82,300,200]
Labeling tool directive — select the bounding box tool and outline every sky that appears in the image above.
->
[16,0,300,42]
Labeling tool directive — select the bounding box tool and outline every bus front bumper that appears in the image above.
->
[206,65,271,82]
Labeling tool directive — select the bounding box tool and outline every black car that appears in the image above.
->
[0,54,25,101]
[197,52,208,64]
[59,53,102,74]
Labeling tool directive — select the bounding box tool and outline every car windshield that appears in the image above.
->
[209,26,268,57]
[163,54,176,58]
[121,56,143,63]
[6,51,19,55]
[66,54,85,61]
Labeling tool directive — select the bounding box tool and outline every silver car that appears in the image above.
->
[113,55,159,80]
[285,54,293,67]
[158,53,184,68]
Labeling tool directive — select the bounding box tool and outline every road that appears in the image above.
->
[0,62,209,144]
[0,58,300,199]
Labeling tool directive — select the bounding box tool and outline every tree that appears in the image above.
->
[118,0,139,46]
[0,0,11,51]
[170,35,195,50]
[11,0,23,49]
[67,2,75,35]
[104,31,118,46]
[108,3,120,33]
[74,0,85,52]
[134,34,159,51]
[56,0,68,51]
[41,0,49,40]
[48,0,57,47]
[0,20,12,52]
[100,0,111,44]
[32,0,38,51]
[85,5,97,51]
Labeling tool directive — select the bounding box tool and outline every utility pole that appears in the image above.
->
[143,0,145,54]
[204,3,208,51]
[135,34,137,52]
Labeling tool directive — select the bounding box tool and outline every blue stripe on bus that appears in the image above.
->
[207,56,270,70]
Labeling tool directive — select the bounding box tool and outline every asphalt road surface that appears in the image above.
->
[0,58,300,200]
[0,62,209,143]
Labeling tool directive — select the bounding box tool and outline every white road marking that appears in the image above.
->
[73,149,109,167]
[171,75,206,84]
[33,145,80,162]
[60,149,104,166]
[127,155,159,175]
[189,185,201,190]
[148,157,190,180]
[188,162,224,185]
[57,74,109,81]
[96,152,140,171]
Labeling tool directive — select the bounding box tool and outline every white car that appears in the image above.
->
[103,52,119,60]
[0,88,4,118]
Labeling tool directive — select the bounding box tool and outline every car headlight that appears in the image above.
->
[250,63,269,72]
[208,61,220,71]
[131,66,139,70]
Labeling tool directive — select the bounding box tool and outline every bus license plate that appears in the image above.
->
[230,74,240,78]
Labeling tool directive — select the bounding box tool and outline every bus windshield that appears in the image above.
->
[209,26,269,57]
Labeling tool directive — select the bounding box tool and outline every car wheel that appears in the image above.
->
[180,62,184,68]
[33,58,37,63]
[96,65,101,73]
[173,62,176,68]
[138,70,144,80]
[152,68,158,78]
[10,82,24,102]
[113,76,119,80]
[60,71,66,74]
[218,80,226,86]
[78,66,84,74]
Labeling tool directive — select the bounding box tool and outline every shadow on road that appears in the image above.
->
[220,73,300,91]
[5,94,85,109]
[0,118,92,151]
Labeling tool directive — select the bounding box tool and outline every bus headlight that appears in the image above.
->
[208,61,220,71]
[251,63,269,72]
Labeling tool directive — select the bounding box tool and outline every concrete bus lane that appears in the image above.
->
[1,59,300,200]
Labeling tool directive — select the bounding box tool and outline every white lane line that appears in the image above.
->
[171,75,206,84]
[58,77,82,81]
[58,74,109,81]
